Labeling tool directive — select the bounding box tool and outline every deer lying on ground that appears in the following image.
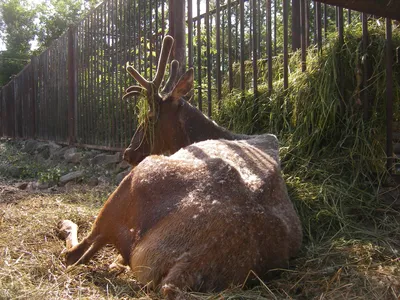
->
[58,36,302,298]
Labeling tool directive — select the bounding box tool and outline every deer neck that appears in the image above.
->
[179,101,250,144]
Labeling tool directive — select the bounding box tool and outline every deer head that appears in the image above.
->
[122,35,194,166]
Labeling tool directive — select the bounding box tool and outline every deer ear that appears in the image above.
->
[169,68,194,102]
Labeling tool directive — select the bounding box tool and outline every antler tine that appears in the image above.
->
[153,35,174,88]
[161,60,180,95]
[127,65,151,91]
[122,86,145,100]
[122,90,143,100]
[125,85,145,94]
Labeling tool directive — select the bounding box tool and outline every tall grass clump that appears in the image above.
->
[216,21,400,243]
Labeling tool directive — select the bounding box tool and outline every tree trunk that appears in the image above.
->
[168,0,186,75]
[313,0,400,21]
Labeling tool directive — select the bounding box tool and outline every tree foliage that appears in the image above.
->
[35,0,99,51]
[0,0,100,86]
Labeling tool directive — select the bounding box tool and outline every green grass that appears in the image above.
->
[215,20,400,245]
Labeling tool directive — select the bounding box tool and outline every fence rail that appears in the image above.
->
[0,0,396,168]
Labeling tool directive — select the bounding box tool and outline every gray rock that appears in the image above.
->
[64,147,77,157]
[22,140,39,154]
[64,181,76,190]
[36,144,51,159]
[16,182,28,190]
[91,152,121,166]
[116,160,130,171]
[50,146,69,161]
[27,182,37,191]
[37,181,50,190]
[64,148,82,164]
[115,170,131,185]
[48,141,62,155]
[59,170,84,184]
[97,175,110,185]
[65,152,82,164]
[84,150,102,159]
[87,176,99,187]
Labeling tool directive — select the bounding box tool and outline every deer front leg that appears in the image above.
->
[58,220,79,249]
[58,220,105,266]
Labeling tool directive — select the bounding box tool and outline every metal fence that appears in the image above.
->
[0,0,396,162]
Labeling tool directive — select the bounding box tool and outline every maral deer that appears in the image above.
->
[58,36,302,298]
[122,35,249,167]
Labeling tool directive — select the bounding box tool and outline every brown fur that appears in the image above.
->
[60,137,302,296]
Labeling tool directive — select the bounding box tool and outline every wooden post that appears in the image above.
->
[68,25,77,145]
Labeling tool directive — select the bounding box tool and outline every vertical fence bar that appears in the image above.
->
[301,0,307,71]
[283,0,289,88]
[316,1,322,51]
[206,0,212,116]
[228,0,233,91]
[196,0,202,111]
[88,12,94,145]
[338,7,344,45]
[274,0,277,55]
[267,0,273,94]
[337,6,345,112]
[68,25,77,145]
[240,0,245,91]
[386,18,393,172]
[30,57,37,139]
[324,3,327,39]
[305,0,309,48]
[13,79,19,138]
[292,0,301,51]
[347,9,351,25]
[216,0,222,105]
[187,0,193,68]
[118,0,124,148]
[362,13,370,121]
[252,0,258,97]
[0,88,2,137]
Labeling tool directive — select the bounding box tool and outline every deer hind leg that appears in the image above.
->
[160,253,206,299]
[58,220,106,266]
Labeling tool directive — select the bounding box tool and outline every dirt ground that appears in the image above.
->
[1,175,399,300]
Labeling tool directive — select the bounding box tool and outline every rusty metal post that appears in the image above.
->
[169,0,186,73]
[68,25,77,145]
[386,18,393,172]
